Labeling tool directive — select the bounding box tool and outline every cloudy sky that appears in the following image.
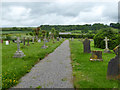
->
[1,0,119,27]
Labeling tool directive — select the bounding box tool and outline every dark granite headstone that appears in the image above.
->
[23,37,25,46]
[27,37,30,46]
[83,39,91,53]
[107,45,120,80]
[90,51,103,61]
[57,37,59,41]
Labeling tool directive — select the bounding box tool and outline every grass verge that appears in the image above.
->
[69,39,119,88]
[1,39,64,89]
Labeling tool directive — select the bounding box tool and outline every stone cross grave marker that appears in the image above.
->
[83,38,91,53]
[13,37,25,58]
[27,37,30,46]
[57,37,59,41]
[42,37,48,49]
[107,45,120,80]
[104,37,111,53]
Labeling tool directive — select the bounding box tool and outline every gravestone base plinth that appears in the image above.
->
[13,51,25,58]
[104,48,111,53]
[90,51,103,61]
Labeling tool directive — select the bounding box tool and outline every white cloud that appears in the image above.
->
[1,1,118,27]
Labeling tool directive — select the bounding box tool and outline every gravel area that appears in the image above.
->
[13,40,73,88]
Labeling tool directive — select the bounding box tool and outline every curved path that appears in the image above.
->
[13,40,73,88]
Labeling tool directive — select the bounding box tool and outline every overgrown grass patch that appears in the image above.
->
[1,40,64,89]
[70,39,119,88]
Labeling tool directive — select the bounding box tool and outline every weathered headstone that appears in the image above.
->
[107,45,120,80]
[71,37,74,41]
[57,37,59,41]
[13,37,25,58]
[53,37,55,43]
[23,37,25,46]
[90,51,103,61]
[83,38,91,53]
[27,37,30,46]
[104,37,111,53]
[6,41,9,45]
[42,38,48,49]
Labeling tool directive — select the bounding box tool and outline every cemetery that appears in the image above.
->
[1,24,120,89]
[1,1,120,89]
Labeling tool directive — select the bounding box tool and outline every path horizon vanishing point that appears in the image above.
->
[13,40,74,88]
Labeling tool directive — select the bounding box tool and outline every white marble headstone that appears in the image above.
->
[6,41,9,45]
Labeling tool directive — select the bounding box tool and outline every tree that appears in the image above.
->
[34,27,40,40]
[94,28,119,49]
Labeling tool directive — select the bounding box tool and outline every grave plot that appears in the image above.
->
[69,39,119,88]
[1,39,64,89]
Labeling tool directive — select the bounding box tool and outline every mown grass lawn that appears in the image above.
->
[70,39,119,88]
[1,39,64,89]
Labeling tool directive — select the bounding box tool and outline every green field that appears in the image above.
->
[1,31,31,34]
[1,39,64,89]
[70,39,119,88]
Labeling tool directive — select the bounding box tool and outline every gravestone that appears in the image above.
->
[71,37,74,41]
[6,41,9,45]
[13,37,25,58]
[104,37,111,53]
[107,45,120,80]
[83,38,91,53]
[27,37,30,46]
[42,38,48,49]
[90,51,103,61]
[53,37,55,43]
[23,37,25,46]
[57,37,59,41]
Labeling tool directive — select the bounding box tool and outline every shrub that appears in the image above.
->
[93,28,119,50]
